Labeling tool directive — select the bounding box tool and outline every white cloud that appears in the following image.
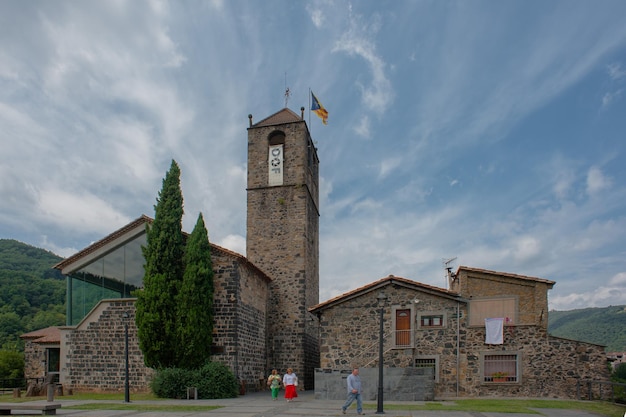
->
[354,116,371,138]
[378,157,402,179]
[306,4,325,28]
[607,63,626,80]
[601,89,623,108]
[586,166,612,196]
[332,10,393,114]
[216,234,246,256]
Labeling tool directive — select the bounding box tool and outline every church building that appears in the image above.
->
[23,106,320,392]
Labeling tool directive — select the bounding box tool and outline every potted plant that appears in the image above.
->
[492,372,508,382]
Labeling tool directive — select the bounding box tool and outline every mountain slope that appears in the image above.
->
[548,306,626,352]
[0,239,65,348]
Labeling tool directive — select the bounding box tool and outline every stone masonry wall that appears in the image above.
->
[62,299,152,392]
[23,341,46,380]
[454,269,551,328]
[203,249,269,392]
[462,324,610,398]
[247,117,320,389]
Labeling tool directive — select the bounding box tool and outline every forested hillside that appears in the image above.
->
[0,239,65,349]
[1,238,625,353]
[548,305,626,352]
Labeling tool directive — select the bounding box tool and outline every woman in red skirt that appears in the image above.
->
[282,368,298,401]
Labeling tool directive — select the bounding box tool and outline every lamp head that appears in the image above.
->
[377,291,388,306]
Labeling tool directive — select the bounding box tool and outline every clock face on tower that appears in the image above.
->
[268,144,283,186]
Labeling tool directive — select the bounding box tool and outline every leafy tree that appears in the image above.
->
[135,160,185,369]
[614,362,626,382]
[28,307,65,331]
[177,213,214,369]
[0,312,22,346]
[0,350,24,381]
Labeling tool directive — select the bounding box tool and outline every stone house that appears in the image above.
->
[310,267,610,400]
[21,326,61,384]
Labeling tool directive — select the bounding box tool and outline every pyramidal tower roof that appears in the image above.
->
[250,107,304,128]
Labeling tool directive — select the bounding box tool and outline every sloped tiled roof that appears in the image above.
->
[20,326,60,344]
[252,108,303,128]
[309,274,463,313]
[457,266,555,287]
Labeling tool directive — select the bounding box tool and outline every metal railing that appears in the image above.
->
[0,378,26,394]
[577,380,626,404]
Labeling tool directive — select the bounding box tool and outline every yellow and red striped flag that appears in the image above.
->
[311,91,328,125]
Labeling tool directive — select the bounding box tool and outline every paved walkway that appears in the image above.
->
[8,391,612,417]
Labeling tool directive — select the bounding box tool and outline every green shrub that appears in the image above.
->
[150,362,238,399]
[150,367,194,399]
[193,361,238,399]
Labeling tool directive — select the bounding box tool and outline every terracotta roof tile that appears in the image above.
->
[20,326,60,344]
[252,108,303,127]
[309,274,462,313]
[457,266,555,286]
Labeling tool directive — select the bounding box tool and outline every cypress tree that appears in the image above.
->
[177,213,214,369]
[135,160,185,369]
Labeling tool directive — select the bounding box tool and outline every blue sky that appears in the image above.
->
[1,1,625,311]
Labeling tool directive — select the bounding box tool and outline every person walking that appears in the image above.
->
[342,368,363,415]
[267,369,282,400]
[282,368,298,402]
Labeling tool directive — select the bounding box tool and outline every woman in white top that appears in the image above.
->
[282,368,298,401]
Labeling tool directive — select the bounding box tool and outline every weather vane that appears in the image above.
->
[284,72,290,107]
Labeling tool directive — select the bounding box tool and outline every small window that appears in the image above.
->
[415,356,439,382]
[483,353,519,383]
[419,314,445,328]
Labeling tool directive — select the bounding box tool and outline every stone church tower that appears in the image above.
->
[246,107,320,389]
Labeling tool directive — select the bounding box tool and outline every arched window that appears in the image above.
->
[268,130,285,145]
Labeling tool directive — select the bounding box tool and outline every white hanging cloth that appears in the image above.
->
[485,317,504,344]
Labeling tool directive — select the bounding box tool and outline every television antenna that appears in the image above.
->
[443,257,457,285]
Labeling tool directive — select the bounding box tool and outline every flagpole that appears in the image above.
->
[308,88,311,129]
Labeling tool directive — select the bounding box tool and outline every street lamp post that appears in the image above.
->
[122,311,130,403]
[376,291,388,415]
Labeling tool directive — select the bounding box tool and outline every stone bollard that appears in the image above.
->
[12,388,20,398]
[47,384,54,402]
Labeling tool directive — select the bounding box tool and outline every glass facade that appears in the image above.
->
[66,234,146,325]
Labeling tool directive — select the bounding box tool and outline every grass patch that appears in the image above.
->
[365,399,625,417]
[0,392,160,403]
[64,403,221,412]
